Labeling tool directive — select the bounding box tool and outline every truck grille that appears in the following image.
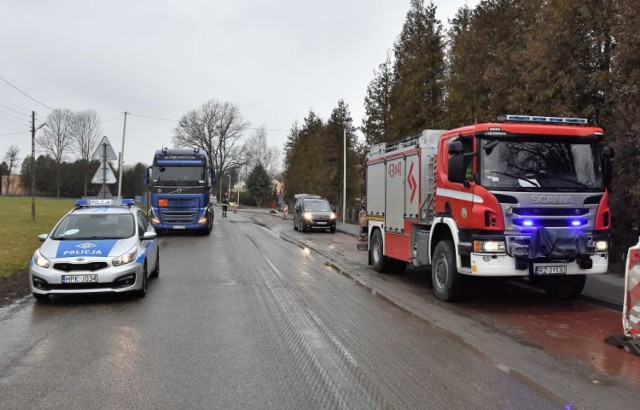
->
[160,210,198,224]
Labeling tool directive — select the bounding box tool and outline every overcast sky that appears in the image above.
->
[1,0,478,172]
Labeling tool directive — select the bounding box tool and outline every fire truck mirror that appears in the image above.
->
[448,155,467,183]
[448,140,464,154]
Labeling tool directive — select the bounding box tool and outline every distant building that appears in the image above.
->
[234,178,284,194]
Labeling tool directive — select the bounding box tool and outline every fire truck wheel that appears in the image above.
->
[540,274,586,300]
[371,229,390,273]
[432,240,465,302]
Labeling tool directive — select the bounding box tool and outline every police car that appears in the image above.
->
[29,199,160,301]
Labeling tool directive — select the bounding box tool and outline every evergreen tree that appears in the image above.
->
[608,0,640,243]
[247,162,273,207]
[362,55,394,145]
[389,0,446,138]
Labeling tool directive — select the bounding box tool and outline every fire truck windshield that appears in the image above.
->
[152,165,206,186]
[479,138,604,191]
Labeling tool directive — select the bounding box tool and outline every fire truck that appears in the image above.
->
[365,115,614,301]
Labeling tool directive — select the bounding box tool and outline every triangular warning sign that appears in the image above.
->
[91,165,117,184]
[92,136,117,161]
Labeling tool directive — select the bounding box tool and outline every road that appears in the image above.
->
[0,207,638,409]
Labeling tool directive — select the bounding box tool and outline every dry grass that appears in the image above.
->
[0,197,74,277]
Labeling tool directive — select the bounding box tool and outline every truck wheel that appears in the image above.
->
[371,229,390,273]
[431,240,465,302]
[541,274,586,300]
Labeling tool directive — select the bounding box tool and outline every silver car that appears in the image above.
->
[29,199,159,301]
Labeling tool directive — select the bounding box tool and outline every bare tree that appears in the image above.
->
[71,109,102,161]
[38,109,74,198]
[173,100,249,192]
[3,145,20,194]
[70,109,102,196]
[241,126,280,179]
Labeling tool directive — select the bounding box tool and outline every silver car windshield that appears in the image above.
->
[479,138,604,191]
[305,201,332,212]
[51,213,135,240]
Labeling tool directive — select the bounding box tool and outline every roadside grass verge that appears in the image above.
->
[0,197,74,278]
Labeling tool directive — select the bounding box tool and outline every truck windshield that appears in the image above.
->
[152,165,205,186]
[479,138,604,191]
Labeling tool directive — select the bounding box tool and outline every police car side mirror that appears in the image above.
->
[142,231,157,240]
[38,234,48,242]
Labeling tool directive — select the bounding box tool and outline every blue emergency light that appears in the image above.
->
[75,199,135,207]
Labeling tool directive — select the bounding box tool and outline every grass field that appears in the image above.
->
[0,197,75,278]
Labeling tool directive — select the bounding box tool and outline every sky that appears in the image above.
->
[1,0,478,173]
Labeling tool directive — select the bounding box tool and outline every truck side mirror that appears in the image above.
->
[603,146,615,159]
[448,155,466,183]
[448,140,464,154]
[210,168,216,186]
[145,167,152,186]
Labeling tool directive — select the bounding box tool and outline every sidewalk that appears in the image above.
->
[335,222,625,310]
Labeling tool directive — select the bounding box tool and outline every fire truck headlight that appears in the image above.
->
[473,240,506,253]
[595,240,608,252]
[33,249,50,269]
[303,212,312,221]
[113,247,137,267]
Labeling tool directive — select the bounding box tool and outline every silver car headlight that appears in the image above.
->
[33,249,50,268]
[303,212,312,221]
[112,246,137,267]
[330,212,337,220]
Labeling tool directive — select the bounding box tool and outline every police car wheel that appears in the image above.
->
[135,264,148,298]
[150,250,160,278]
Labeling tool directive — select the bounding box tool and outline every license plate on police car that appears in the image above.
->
[533,264,567,275]
[62,274,98,283]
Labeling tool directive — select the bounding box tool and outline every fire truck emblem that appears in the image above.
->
[407,162,417,203]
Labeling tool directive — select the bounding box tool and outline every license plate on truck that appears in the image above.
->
[534,264,567,275]
[62,275,98,283]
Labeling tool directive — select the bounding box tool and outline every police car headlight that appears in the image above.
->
[33,249,50,268]
[112,247,137,266]
[303,212,312,221]
[330,212,337,220]
[595,240,608,252]
[473,240,506,253]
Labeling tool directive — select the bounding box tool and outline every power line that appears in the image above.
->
[0,114,26,126]
[0,108,29,122]
[99,114,123,123]
[0,130,27,137]
[129,112,177,122]
[0,74,54,111]
[0,97,31,114]
[0,102,31,116]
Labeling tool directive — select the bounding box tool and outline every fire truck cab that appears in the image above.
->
[365,115,614,302]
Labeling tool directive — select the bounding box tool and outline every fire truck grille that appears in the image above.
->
[513,208,588,216]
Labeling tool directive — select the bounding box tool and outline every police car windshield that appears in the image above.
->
[305,200,332,212]
[479,138,604,191]
[52,214,135,240]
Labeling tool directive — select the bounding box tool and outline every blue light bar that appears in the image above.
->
[75,199,135,207]
[497,115,588,125]
[522,220,534,227]
[571,220,582,227]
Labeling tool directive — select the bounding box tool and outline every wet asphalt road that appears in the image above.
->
[0,208,638,409]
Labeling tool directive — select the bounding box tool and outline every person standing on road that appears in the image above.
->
[222,192,229,217]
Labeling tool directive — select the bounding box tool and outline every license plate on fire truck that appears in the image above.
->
[533,264,567,275]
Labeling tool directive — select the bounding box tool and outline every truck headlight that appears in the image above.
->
[149,209,160,225]
[595,240,608,252]
[473,240,506,253]
[33,249,50,268]
[112,247,137,266]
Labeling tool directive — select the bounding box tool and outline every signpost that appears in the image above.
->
[91,136,117,198]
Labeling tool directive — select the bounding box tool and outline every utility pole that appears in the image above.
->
[30,111,45,221]
[117,111,128,199]
[343,127,346,223]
